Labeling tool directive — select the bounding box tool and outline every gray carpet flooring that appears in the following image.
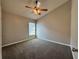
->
[2,39,73,59]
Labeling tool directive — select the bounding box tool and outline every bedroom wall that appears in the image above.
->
[2,11,29,46]
[37,1,71,45]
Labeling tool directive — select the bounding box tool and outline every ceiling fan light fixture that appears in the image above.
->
[37,10,41,14]
[33,9,38,15]
[25,0,48,15]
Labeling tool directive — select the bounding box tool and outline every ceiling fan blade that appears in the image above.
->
[35,0,40,8]
[37,1,41,8]
[40,9,48,11]
[25,6,32,8]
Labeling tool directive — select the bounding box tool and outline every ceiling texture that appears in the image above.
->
[2,0,69,20]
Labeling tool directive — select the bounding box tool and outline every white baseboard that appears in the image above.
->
[3,38,71,47]
[2,39,29,47]
[2,37,37,47]
[38,39,71,47]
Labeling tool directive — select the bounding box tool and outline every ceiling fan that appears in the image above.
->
[25,0,48,15]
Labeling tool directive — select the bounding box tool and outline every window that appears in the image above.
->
[29,22,35,36]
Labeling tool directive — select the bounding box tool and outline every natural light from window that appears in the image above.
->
[29,22,35,36]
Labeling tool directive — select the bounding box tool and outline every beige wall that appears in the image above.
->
[71,0,78,59]
[37,1,71,45]
[2,11,29,46]
[0,0,2,59]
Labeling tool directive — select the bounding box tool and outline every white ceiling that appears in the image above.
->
[2,0,69,20]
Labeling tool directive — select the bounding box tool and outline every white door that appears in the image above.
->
[0,0,2,59]
[71,0,78,59]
